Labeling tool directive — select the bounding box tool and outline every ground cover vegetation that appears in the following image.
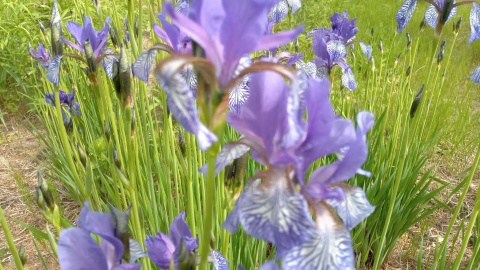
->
[1,0,480,269]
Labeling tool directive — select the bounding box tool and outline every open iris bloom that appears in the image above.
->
[45,89,81,128]
[58,202,142,270]
[61,15,110,57]
[133,0,303,150]
[145,212,229,270]
[307,11,371,90]
[396,0,480,42]
[207,71,374,269]
[29,44,51,68]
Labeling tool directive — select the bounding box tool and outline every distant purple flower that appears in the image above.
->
[45,89,81,116]
[61,15,110,57]
[218,72,375,267]
[29,44,51,68]
[145,212,198,269]
[269,0,302,23]
[58,202,140,270]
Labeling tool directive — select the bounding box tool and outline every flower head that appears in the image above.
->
[62,15,110,57]
[330,10,358,42]
[45,89,81,116]
[145,212,198,269]
[58,202,140,270]
[29,44,51,68]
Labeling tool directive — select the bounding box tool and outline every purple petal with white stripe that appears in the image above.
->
[470,4,480,43]
[280,71,307,148]
[229,75,250,114]
[199,142,250,174]
[425,2,457,29]
[296,60,318,79]
[209,250,230,270]
[327,186,375,230]
[281,205,354,270]
[270,0,288,23]
[471,65,480,82]
[46,55,62,86]
[101,49,118,79]
[222,179,261,233]
[238,182,316,257]
[155,62,217,150]
[395,0,417,33]
[341,67,357,90]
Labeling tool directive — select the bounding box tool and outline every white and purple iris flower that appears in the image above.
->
[206,71,375,269]
[145,212,229,270]
[45,89,81,127]
[307,11,371,90]
[396,0,480,42]
[61,15,111,58]
[29,44,51,68]
[57,202,141,270]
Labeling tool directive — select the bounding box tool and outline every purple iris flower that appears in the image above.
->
[45,89,81,117]
[330,10,358,43]
[163,0,304,88]
[61,15,110,57]
[154,13,191,54]
[145,212,198,269]
[214,71,374,268]
[29,44,51,68]
[58,202,140,270]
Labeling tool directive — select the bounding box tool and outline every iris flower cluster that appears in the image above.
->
[44,89,81,128]
[306,11,372,90]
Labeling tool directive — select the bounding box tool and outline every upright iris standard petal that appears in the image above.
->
[470,4,480,43]
[169,212,198,251]
[58,228,109,270]
[330,11,358,42]
[208,250,230,270]
[155,60,217,150]
[29,44,51,68]
[62,16,110,57]
[199,142,250,174]
[327,186,375,230]
[395,0,417,33]
[281,204,354,270]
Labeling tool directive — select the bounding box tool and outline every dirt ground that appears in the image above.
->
[0,115,59,269]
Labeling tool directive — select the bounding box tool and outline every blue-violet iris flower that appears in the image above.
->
[214,71,374,269]
[61,15,110,57]
[58,202,140,270]
[29,44,51,68]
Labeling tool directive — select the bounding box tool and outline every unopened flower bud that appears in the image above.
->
[454,16,462,34]
[50,0,62,56]
[113,149,121,168]
[37,171,55,211]
[437,40,446,65]
[378,40,383,54]
[113,44,132,108]
[84,40,97,74]
[406,66,411,77]
[109,24,119,49]
[104,120,111,141]
[18,244,27,266]
[410,84,424,118]
[406,33,412,49]
[371,27,374,37]
[37,19,47,36]
[420,18,427,31]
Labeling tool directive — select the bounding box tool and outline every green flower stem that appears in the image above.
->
[54,88,86,199]
[186,133,197,237]
[452,138,480,269]
[0,205,24,270]
[199,146,219,270]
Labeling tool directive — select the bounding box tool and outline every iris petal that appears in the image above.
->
[360,42,372,61]
[471,65,480,83]
[470,4,480,43]
[341,67,357,90]
[46,55,62,86]
[199,142,250,174]
[327,186,375,230]
[270,0,288,23]
[209,250,230,270]
[395,0,417,33]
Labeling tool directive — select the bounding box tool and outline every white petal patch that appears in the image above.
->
[46,55,63,86]
[425,2,457,29]
[395,0,417,33]
[296,60,317,79]
[280,71,307,148]
[341,68,357,90]
[282,224,354,270]
[327,186,375,230]
[209,250,230,270]
[270,0,289,23]
[179,64,198,91]
[470,3,480,43]
[287,0,301,14]
[229,75,250,114]
[471,65,480,83]
[199,142,250,175]
[129,238,147,263]
[327,40,347,62]
[239,186,316,256]
[359,42,372,61]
